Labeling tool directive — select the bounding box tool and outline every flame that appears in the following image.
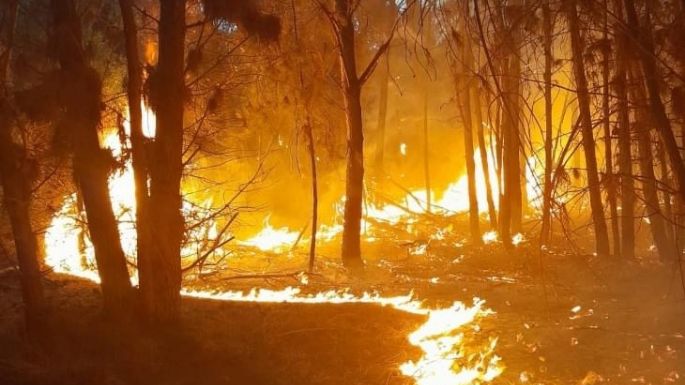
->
[182,287,503,384]
[239,216,301,252]
[482,230,498,244]
[43,104,504,385]
[45,103,222,281]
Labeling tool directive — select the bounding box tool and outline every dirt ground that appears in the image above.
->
[1,228,684,385]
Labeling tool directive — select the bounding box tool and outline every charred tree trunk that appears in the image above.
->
[375,54,389,175]
[305,118,318,273]
[460,81,481,243]
[614,0,635,258]
[423,91,431,213]
[500,56,523,245]
[118,0,151,287]
[631,72,676,261]
[51,0,132,315]
[623,0,685,206]
[540,0,555,247]
[458,16,481,243]
[143,0,186,324]
[473,0,521,246]
[0,0,45,331]
[657,139,676,243]
[566,0,611,256]
[472,82,497,229]
[337,0,364,271]
[602,1,620,256]
[290,0,318,273]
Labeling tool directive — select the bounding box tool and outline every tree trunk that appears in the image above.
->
[631,71,676,261]
[613,0,635,259]
[472,82,497,229]
[305,118,318,273]
[566,0,611,256]
[423,90,431,213]
[0,0,45,333]
[540,0,554,247]
[500,55,523,246]
[374,54,389,174]
[118,0,152,286]
[143,0,186,325]
[337,0,364,271]
[458,17,481,243]
[602,0,620,256]
[657,139,676,244]
[623,0,685,206]
[50,0,132,315]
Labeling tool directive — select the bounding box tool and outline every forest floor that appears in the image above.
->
[1,221,684,385]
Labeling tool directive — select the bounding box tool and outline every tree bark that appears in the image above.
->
[602,0,620,256]
[472,82,497,229]
[305,118,318,273]
[458,14,481,242]
[374,54,389,174]
[540,0,554,247]
[423,90,431,213]
[118,0,152,287]
[142,0,186,325]
[566,0,611,256]
[623,0,685,206]
[631,71,676,261]
[337,0,364,271]
[0,0,45,331]
[613,0,635,259]
[50,0,132,315]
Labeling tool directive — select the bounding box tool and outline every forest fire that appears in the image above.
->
[184,288,503,385]
[42,113,504,385]
[2,0,685,384]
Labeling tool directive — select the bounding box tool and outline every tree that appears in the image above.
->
[565,0,610,256]
[322,0,409,270]
[50,0,132,315]
[539,0,555,247]
[141,0,186,325]
[623,0,685,206]
[456,3,481,243]
[118,0,152,293]
[0,0,45,332]
[613,0,635,258]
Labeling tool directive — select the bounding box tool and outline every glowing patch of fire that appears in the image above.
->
[183,287,503,384]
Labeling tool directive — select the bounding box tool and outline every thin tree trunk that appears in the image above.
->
[118,0,152,286]
[337,0,364,271]
[143,0,186,325]
[631,70,676,261]
[507,1,523,235]
[540,0,555,247]
[423,90,431,213]
[472,83,497,229]
[613,0,635,259]
[566,0,611,256]
[305,119,318,273]
[473,0,521,246]
[50,0,132,315]
[459,81,482,243]
[500,56,523,245]
[657,139,676,243]
[290,0,318,273]
[602,0,620,256]
[0,0,45,331]
[458,13,481,242]
[375,54,389,174]
[623,0,685,206]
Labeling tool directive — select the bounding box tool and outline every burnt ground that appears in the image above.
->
[0,227,684,385]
